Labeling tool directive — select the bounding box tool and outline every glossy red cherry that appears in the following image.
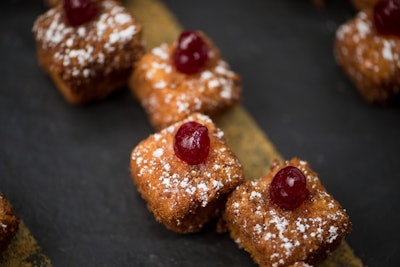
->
[173,30,209,75]
[173,121,210,165]
[64,0,97,27]
[269,166,309,211]
[373,0,400,37]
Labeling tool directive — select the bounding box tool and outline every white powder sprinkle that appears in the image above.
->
[254,224,263,234]
[208,79,220,88]
[135,157,143,164]
[212,180,224,190]
[356,18,370,37]
[382,41,394,61]
[164,163,171,172]
[66,38,73,47]
[180,177,189,188]
[328,226,339,243]
[152,44,169,60]
[115,13,131,25]
[153,134,161,141]
[200,70,213,80]
[109,25,136,44]
[249,191,262,200]
[220,86,232,99]
[185,187,196,195]
[197,182,208,191]
[152,148,164,157]
[215,129,224,139]
[154,80,167,89]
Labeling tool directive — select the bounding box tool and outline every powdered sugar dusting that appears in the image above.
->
[152,148,164,157]
[137,41,241,129]
[382,40,394,61]
[131,113,244,231]
[33,0,141,81]
[335,10,400,94]
[226,158,351,266]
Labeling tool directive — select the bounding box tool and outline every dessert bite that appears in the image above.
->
[130,30,242,130]
[0,193,19,255]
[335,0,400,103]
[223,158,351,267]
[33,0,144,104]
[130,113,245,233]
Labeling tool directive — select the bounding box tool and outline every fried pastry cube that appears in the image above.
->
[335,11,400,103]
[223,158,351,267]
[130,113,245,233]
[130,31,242,130]
[33,0,144,104]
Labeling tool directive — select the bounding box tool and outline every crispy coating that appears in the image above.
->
[223,158,351,267]
[0,193,19,255]
[130,113,245,233]
[33,0,144,104]
[335,11,400,103]
[129,32,242,130]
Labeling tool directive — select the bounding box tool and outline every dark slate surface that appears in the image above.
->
[1,0,399,266]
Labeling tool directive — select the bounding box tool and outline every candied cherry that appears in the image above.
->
[173,30,209,75]
[173,121,210,165]
[64,0,97,27]
[269,166,309,211]
[373,0,400,37]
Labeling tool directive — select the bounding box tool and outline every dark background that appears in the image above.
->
[1,0,399,266]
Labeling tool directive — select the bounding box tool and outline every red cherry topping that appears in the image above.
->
[173,121,210,165]
[269,166,309,211]
[373,0,400,37]
[173,30,209,75]
[64,0,97,27]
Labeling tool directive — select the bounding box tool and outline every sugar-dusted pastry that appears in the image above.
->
[33,0,144,104]
[335,0,400,103]
[130,30,242,130]
[351,0,378,10]
[130,113,245,233]
[0,193,19,254]
[223,158,351,267]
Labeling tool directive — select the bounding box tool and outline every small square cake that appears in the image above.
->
[335,6,400,103]
[130,113,245,233]
[223,158,351,267]
[130,30,242,130]
[0,193,19,255]
[33,0,144,104]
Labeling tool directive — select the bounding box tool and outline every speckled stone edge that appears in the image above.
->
[0,221,51,267]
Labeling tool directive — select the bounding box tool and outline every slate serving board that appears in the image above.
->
[2,0,399,266]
